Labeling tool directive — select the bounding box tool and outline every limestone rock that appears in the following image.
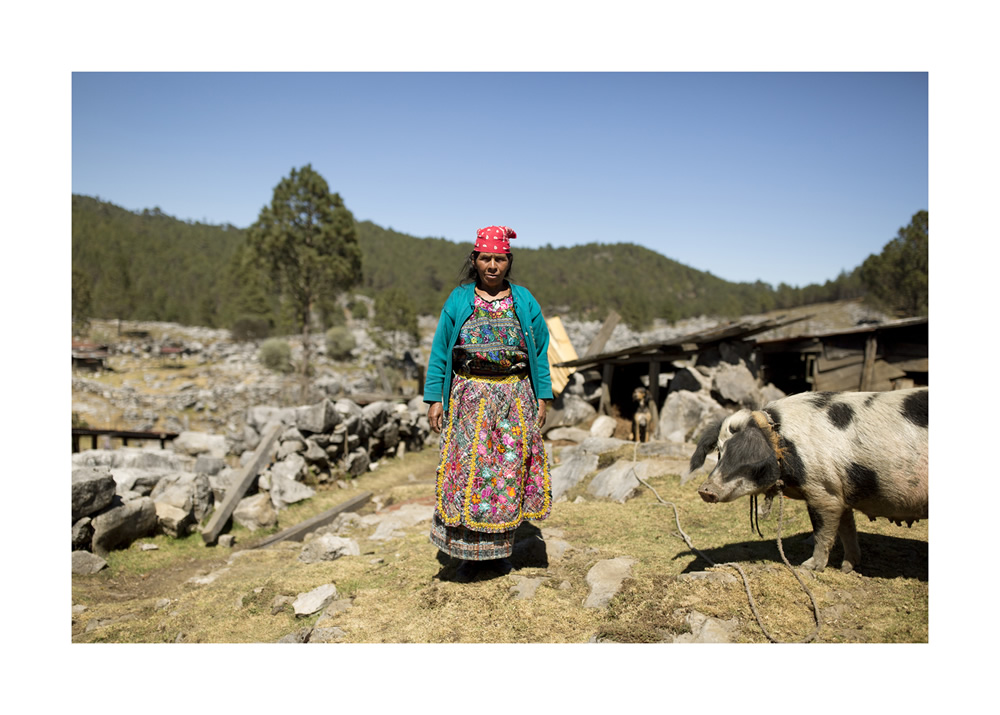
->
[296,399,340,434]
[72,517,94,551]
[550,452,599,502]
[271,453,307,482]
[155,502,195,538]
[299,534,360,563]
[72,466,117,523]
[150,472,214,522]
[656,390,726,443]
[583,556,636,609]
[172,431,228,458]
[91,497,158,557]
[293,584,338,617]
[233,493,278,531]
[269,474,316,510]
[72,550,108,575]
[711,362,762,409]
[672,610,740,643]
[589,415,617,439]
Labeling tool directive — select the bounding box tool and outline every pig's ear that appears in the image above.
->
[689,418,724,472]
[724,424,775,468]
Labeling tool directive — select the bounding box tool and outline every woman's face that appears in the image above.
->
[475,252,510,290]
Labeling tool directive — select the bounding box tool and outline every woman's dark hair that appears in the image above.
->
[459,251,514,284]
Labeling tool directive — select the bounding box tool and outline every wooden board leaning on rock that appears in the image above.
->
[201,423,281,546]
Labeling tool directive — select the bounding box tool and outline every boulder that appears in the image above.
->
[544,393,597,432]
[760,382,786,405]
[656,390,725,443]
[334,399,364,435]
[173,431,228,458]
[72,550,108,575]
[373,420,401,455]
[271,453,307,482]
[589,415,617,439]
[672,610,740,643]
[72,466,117,523]
[269,474,316,510]
[72,447,193,472]
[711,362,762,409]
[668,366,712,393]
[303,440,328,464]
[194,455,226,476]
[299,534,360,563]
[280,426,306,443]
[362,401,393,431]
[277,439,305,460]
[150,472,214,522]
[91,496,158,557]
[588,461,640,503]
[247,406,297,432]
[550,452,599,502]
[296,399,340,434]
[155,502,195,538]
[344,448,370,477]
[293,584,338,617]
[233,493,278,532]
[72,517,94,551]
[111,468,171,497]
[583,556,636,609]
[578,436,631,454]
[546,426,592,443]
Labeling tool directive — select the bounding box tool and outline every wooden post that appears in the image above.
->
[585,310,621,357]
[599,363,614,416]
[201,423,281,545]
[648,359,660,437]
[648,360,660,410]
[860,334,878,391]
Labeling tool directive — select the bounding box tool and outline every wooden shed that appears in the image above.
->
[554,314,809,417]
[755,316,928,395]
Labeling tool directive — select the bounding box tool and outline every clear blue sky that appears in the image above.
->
[72,72,927,289]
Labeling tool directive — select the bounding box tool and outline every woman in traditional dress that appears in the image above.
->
[424,225,552,580]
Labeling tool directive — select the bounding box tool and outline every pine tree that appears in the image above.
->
[247,165,362,386]
[859,210,928,317]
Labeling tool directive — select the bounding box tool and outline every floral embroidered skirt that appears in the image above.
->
[430,371,551,560]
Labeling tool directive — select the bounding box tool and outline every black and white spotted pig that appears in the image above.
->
[688,388,927,573]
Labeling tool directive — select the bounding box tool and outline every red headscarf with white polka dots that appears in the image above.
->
[475,225,516,254]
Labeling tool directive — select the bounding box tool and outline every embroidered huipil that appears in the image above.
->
[434,293,551,533]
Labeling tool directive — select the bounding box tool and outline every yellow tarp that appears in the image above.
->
[545,316,578,397]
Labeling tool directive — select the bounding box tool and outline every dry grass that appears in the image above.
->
[72,443,928,644]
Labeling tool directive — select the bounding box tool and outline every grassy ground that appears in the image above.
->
[71,444,928,644]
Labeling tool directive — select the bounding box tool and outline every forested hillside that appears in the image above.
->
[72,195,921,334]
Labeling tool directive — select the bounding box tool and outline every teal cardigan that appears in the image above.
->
[423,282,553,412]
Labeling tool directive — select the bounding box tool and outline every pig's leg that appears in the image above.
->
[800,502,842,572]
[837,509,861,574]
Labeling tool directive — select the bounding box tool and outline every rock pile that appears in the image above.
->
[71,396,433,566]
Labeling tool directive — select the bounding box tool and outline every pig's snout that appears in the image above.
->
[698,487,719,503]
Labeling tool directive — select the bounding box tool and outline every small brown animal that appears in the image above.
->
[632,386,656,442]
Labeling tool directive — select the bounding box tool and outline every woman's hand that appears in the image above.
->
[428,402,444,433]
[537,399,547,429]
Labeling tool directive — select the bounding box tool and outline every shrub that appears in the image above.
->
[347,298,369,320]
[259,338,293,373]
[231,315,271,341]
[325,326,356,361]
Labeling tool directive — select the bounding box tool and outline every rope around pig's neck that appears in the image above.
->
[629,442,821,644]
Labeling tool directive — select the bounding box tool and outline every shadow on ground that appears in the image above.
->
[432,522,550,583]
[677,530,928,581]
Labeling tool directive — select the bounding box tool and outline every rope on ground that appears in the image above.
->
[628,442,821,643]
